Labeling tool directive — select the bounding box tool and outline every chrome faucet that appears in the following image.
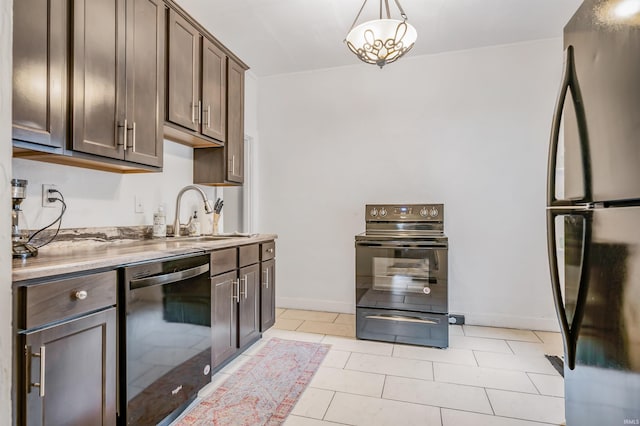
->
[172,185,214,236]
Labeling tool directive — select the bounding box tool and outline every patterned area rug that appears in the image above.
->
[178,338,330,425]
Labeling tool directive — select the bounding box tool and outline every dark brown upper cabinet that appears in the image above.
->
[72,0,165,168]
[165,9,227,147]
[12,0,165,172]
[226,57,245,183]
[202,39,227,142]
[12,0,67,152]
[192,56,245,186]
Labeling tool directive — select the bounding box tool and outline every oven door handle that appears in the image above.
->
[356,242,447,249]
[365,314,439,324]
[130,263,210,290]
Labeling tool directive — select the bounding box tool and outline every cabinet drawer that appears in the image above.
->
[24,270,117,330]
[239,244,259,267]
[261,241,275,261]
[211,247,237,276]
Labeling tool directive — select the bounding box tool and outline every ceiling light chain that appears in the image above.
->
[344,0,417,68]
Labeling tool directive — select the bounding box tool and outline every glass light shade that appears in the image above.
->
[345,19,417,68]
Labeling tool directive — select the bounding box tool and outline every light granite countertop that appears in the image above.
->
[12,234,277,283]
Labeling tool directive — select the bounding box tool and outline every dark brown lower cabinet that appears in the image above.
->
[22,308,116,425]
[210,245,261,369]
[211,270,238,367]
[238,264,260,348]
[260,259,276,332]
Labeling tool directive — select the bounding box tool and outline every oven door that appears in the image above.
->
[355,240,448,313]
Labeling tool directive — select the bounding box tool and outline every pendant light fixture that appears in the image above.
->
[345,0,417,68]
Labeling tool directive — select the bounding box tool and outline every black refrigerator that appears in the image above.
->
[546,1,640,425]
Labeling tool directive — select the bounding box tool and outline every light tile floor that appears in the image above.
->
[186,308,566,426]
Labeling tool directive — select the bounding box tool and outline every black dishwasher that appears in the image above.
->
[120,254,211,425]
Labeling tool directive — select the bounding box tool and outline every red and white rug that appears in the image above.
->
[177,338,330,425]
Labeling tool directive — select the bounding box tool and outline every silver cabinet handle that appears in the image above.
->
[27,345,46,397]
[197,100,202,124]
[74,290,88,300]
[118,119,128,150]
[244,275,248,299]
[191,101,197,123]
[239,277,246,298]
[233,278,240,302]
[266,248,274,254]
[263,269,269,289]
[131,122,136,152]
[207,104,211,128]
[228,156,235,174]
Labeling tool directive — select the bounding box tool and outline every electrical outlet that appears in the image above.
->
[134,195,145,214]
[42,184,58,208]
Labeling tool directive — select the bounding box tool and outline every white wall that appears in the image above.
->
[1,0,13,420]
[257,38,563,331]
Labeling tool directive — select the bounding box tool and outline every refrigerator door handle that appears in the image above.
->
[547,45,592,207]
[546,209,592,370]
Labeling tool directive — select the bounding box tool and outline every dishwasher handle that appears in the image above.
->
[130,263,209,290]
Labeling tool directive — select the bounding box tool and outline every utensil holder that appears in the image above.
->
[213,213,220,235]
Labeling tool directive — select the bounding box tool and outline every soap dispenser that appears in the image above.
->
[188,211,201,236]
[153,206,166,238]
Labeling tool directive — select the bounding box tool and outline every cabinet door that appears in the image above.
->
[71,0,127,159]
[201,39,227,142]
[226,58,245,183]
[23,308,116,426]
[211,271,238,367]
[260,259,276,332]
[167,9,200,132]
[124,0,165,167]
[12,0,66,150]
[238,264,260,347]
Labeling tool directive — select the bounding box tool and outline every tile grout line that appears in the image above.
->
[320,390,337,421]
[484,387,496,416]
[526,371,543,395]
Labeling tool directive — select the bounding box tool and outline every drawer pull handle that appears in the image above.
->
[266,248,274,253]
[365,314,438,325]
[74,290,88,300]
[263,269,269,289]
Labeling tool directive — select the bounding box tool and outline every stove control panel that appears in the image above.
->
[365,204,444,222]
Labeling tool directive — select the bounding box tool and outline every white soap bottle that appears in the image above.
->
[153,206,166,238]
[189,211,201,236]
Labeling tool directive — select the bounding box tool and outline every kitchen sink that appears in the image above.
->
[170,233,256,242]
[171,235,238,241]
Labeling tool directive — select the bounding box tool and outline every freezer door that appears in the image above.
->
[551,206,640,425]
[563,1,640,203]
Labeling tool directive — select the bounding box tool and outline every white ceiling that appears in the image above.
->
[177,0,583,77]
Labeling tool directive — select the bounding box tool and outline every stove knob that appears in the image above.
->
[379,208,387,217]
[420,208,428,217]
[370,208,378,217]
[430,208,439,217]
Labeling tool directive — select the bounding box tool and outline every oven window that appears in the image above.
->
[356,245,448,313]
[372,257,431,293]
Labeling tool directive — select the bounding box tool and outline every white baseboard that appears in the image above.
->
[276,296,355,314]
[461,312,560,332]
[276,297,560,332]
